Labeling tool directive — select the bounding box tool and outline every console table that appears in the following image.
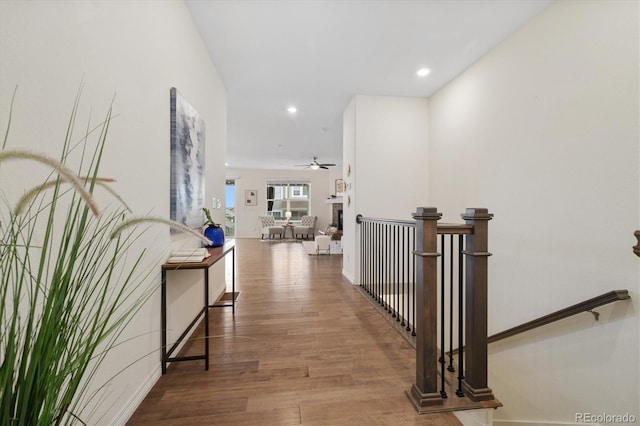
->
[161,240,235,374]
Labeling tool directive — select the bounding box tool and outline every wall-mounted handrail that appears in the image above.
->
[447,289,631,357]
[487,290,630,344]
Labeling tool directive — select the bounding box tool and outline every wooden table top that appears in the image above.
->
[161,239,235,271]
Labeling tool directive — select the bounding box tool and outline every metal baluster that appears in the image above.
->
[369,222,372,297]
[440,234,447,398]
[391,225,400,321]
[448,234,455,372]
[400,225,406,327]
[386,223,390,313]
[381,222,384,306]
[384,223,389,312]
[456,234,465,397]
[405,226,411,332]
[368,222,372,296]
[373,222,378,302]
[366,221,371,294]
[395,225,400,322]
[361,220,364,292]
[377,222,381,304]
[363,221,367,293]
[411,226,416,336]
[389,223,393,314]
[368,221,372,294]
[391,225,396,318]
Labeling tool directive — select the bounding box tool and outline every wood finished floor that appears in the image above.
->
[127,239,461,426]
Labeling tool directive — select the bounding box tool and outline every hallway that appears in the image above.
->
[128,239,461,425]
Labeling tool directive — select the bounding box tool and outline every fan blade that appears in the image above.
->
[296,157,334,169]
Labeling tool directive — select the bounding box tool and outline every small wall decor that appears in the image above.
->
[170,87,205,231]
[245,190,257,206]
[335,179,345,196]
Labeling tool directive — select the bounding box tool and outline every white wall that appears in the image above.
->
[0,1,226,424]
[226,167,337,238]
[342,95,430,283]
[428,0,639,423]
[342,99,357,282]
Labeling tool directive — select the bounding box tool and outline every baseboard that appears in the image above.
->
[455,409,494,426]
[342,268,355,284]
[110,366,161,425]
[494,420,608,426]
[111,285,227,424]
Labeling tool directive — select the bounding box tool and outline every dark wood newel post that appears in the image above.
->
[634,230,640,257]
[406,207,444,411]
[461,208,495,401]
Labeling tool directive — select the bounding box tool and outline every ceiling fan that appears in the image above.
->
[295,156,336,170]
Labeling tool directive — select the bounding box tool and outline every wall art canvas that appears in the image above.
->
[170,87,206,231]
[245,190,257,206]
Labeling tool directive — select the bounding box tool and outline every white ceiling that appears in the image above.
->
[186,0,551,171]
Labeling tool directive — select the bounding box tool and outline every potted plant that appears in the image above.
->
[0,92,211,425]
[202,207,224,247]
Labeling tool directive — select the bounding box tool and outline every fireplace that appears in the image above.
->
[331,203,343,230]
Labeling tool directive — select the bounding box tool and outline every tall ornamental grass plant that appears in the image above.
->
[0,90,208,425]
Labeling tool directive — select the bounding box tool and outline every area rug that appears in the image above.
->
[301,240,343,255]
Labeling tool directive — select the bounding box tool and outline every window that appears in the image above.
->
[225,179,235,237]
[291,186,304,197]
[266,181,310,220]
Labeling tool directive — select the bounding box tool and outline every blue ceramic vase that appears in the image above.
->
[204,225,224,248]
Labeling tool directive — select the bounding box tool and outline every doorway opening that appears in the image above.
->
[225,179,235,237]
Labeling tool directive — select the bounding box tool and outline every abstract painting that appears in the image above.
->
[245,190,257,206]
[170,87,205,231]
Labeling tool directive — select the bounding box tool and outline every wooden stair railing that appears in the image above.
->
[357,211,633,416]
[406,207,498,413]
[356,207,500,414]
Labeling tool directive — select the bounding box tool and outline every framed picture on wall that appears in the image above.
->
[245,190,257,206]
[335,179,345,196]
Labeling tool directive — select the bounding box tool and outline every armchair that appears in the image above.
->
[260,216,284,239]
[294,215,316,240]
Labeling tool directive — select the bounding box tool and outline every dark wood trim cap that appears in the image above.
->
[461,208,493,221]
[412,207,442,221]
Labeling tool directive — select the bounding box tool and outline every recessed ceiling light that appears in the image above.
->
[416,67,431,77]
[286,106,297,114]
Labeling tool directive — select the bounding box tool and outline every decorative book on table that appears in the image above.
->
[166,248,211,263]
